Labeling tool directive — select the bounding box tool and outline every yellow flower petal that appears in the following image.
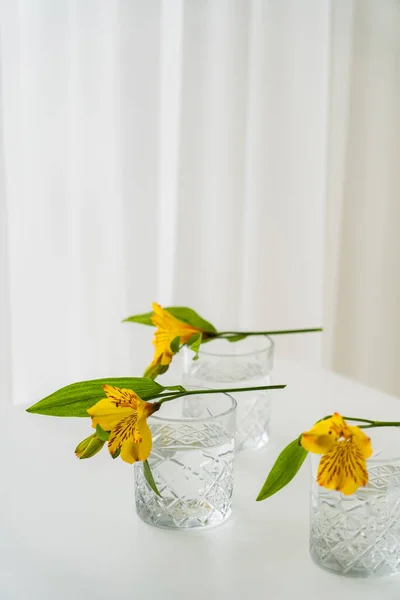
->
[150,303,201,366]
[347,425,373,459]
[317,440,369,495]
[153,332,174,366]
[151,302,177,330]
[330,412,347,432]
[108,414,140,455]
[301,413,346,454]
[151,303,197,335]
[102,384,142,410]
[301,433,335,454]
[119,420,152,464]
[87,398,133,431]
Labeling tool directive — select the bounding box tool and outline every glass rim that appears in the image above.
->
[149,390,237,423]
[195,334,275,358]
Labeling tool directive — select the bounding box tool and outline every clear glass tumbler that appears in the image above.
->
[310,429,400,578]
[182,336,274,451]
[135,391,236,529]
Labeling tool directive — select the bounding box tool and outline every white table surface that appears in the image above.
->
[2,359,400,600]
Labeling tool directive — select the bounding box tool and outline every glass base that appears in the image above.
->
[136,504,232,530]
[310,551,400,579]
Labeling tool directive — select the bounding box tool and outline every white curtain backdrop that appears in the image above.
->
[326,0,400,397]
[0,0,399,405]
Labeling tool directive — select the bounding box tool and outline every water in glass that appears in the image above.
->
[182,337,274,451]
[310,430,400,578]
[135,392,236,529]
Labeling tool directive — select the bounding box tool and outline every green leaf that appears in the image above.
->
[166,307,216,333]
[26,377,165,417]
[170,336,181,353]
[123,306,216,334]
[143,362,169,381]
[187,332,202,360]
[96,424,110,441]
[256,438,308,501]
[122,312,154,326]
[164,384,186,392]
[226,334,248,343]
[143,459,161,497]
[75,433,106,459]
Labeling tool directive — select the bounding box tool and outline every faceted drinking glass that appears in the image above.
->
[310,429,400,578]
[182,336,274,451]
[135,391,237,529]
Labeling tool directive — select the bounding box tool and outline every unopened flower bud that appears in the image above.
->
[75,433,105,459]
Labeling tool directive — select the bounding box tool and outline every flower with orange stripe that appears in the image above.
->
[301,412,372,495]
[87,385,159,464]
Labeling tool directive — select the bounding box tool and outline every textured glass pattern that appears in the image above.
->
[135,393,236,529]
[234,387,271,451]
[310,464,400,577]
[182,337,274,452]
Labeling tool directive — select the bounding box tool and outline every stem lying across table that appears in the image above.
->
[155,384,287,406]
[216,328,323,336]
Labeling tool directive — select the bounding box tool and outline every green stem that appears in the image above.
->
[321,414,400,429]
[341,416,376,425]
[216,328,323,336]
[360,422,400,429]
[156,384,286,406]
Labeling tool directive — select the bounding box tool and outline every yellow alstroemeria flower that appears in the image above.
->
[301,412,373,496]
[87,385,158,464]
[151,302,202,367]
